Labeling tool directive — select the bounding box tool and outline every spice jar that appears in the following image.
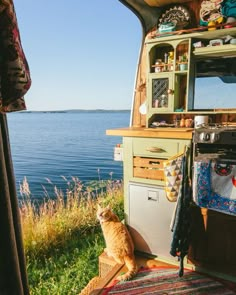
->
[154,99,159,108]
[164,53,168,71]
[155,59,162,73]
[168,51,174,71]
[160,94,167,107]
[180,118,185,127]
[185,118,193,128]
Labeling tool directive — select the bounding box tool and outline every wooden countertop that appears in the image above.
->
[106,127,193,139]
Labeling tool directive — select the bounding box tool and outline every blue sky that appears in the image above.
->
[14,0,142,111]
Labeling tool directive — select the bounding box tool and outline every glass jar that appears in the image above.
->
[155,59,162,73]
[160,94,167,107]
[168,51,174,71]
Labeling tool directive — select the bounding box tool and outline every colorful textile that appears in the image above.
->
[199,0,223,25]
[0,0,31,112]
[193,161,236,216]
[101,267,236,294]
[163,151,184,202]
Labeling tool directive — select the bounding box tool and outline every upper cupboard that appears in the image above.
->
[145,27,236,127]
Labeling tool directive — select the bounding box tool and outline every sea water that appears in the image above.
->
[7,110,130,199]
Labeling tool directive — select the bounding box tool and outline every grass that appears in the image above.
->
[27,231,104,294]
[19,176,124,294]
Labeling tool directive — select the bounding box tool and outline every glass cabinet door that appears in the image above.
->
[149,73,174,112]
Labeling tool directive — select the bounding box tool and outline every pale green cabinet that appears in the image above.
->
[145,38,191,127]
[122,136,190,259]
[122,136,191,218]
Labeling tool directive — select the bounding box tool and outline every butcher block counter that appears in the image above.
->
[106,127,193,139]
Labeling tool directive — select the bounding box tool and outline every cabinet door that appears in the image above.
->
[128,183,177,262]
[148,73,174,113]
[189,207,236,271]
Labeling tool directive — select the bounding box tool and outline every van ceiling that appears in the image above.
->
[118,0,161,34]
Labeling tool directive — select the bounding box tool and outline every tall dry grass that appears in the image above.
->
[19,176,124,257]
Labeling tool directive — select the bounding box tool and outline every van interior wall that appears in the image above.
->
[119,0,201,127]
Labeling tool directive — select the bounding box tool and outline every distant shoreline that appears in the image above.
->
[14,109,131,114]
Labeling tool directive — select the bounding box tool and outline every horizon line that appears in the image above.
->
[16,108,131,113]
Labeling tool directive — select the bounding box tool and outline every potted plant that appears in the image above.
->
[179,54,188,71]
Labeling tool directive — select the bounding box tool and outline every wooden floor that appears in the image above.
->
[80,252,236,295]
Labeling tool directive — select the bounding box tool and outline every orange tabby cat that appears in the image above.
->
[97,204,137,281]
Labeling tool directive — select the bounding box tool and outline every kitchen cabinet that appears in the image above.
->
[123,136,190,186]
[188,207,236,278]
[146,38,191,126]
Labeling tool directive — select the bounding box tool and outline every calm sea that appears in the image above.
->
[7,111,130,199]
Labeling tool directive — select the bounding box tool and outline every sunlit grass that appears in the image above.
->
[19,176,124,294]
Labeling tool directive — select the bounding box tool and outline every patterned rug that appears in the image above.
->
[101,267,236,295]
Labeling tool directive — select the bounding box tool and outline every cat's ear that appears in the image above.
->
[97,203,102,210]
[106,205,111,210]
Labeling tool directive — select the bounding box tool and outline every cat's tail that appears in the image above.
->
[117,254,138,281]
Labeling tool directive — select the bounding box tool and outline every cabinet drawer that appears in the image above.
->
[133,138,178,158]
[133,157,164,180]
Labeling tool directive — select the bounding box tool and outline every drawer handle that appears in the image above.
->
[148,196,157,201]
[146,147,166,153]
[149,161,161,165]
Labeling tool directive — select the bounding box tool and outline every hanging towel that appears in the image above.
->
[163,151,184,202]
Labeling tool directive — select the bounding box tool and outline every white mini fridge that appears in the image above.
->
[128,182,177,262]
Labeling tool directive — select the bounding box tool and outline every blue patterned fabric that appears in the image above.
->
[194,161,236,216]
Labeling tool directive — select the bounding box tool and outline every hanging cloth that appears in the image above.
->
[0,0,31,113]
[0,114,30,295]
[169,146,192,277]
[193,160,236,216]
[0,0,31,294]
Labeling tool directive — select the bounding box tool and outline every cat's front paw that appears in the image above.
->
[116,273,129,281]
[117,269,137,281]
[104,248,112,257]
[104,248,108,254]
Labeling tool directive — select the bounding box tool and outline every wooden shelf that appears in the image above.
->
[151,63,173,67]
[193,44,236,57]
[146,27,236,44]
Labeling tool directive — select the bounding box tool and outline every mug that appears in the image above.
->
[194,115,209,128]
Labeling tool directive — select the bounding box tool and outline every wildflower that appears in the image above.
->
[19,176,31,197]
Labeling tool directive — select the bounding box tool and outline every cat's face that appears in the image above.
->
[97,205,112,223]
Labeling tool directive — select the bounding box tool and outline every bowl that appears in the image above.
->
[230,38,236,45]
